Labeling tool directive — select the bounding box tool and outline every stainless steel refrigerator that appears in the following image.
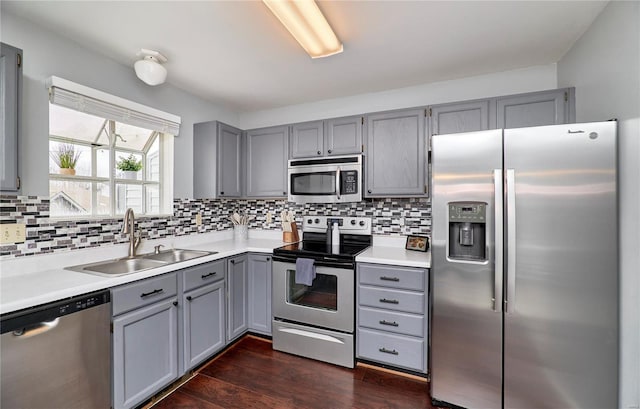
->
[430,122,618,409]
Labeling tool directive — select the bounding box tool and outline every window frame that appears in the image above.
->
[49,116,168,218]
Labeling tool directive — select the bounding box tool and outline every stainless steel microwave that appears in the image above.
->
[288,155,363,204]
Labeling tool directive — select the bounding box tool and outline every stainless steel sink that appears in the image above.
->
[66,249,216,277]
[141,249,215,263]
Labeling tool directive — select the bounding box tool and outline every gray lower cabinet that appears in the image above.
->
[356,263,428,373]
[0,43,22,192]
[227,254,248,341]
[181,260,227,372]
[248,253,272,335]
[246,126,289,197]
[193,121,243,199]
[497,88,575,129]
[112,273,179,409]
[365,109,427,197]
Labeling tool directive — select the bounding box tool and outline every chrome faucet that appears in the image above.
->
[122,208,141,258]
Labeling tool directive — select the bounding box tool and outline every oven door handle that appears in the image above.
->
[336,166,341,200]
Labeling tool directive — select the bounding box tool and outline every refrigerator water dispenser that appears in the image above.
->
[448,202,486,261]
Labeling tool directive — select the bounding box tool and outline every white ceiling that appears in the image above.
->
[3,1,607,112]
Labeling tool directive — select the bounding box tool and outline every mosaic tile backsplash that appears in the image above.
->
[0,196,431,258]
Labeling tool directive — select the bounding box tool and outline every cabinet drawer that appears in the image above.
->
[358,328,424,372]
[182,260,225,292]
[359,264,425,291]
[359,286,424,314]
[358,306,424,337]
[112,273,177,316]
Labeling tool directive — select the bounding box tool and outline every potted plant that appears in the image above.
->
[116,154,143,180]
[50,143,81,175]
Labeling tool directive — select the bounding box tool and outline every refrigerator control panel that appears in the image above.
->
[448,203,486,223]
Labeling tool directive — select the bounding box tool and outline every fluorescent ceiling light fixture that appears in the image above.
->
[263,0,343,58]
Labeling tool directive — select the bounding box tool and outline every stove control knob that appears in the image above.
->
[359,221,366,227]
[307,219,313,224]
[314,218,320,224]
[351,220,357,225]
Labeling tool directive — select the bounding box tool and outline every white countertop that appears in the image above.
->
[0,231,284,315]
[0,231,430,315]
[356,235,431,268]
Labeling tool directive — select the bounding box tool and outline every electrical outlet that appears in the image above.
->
[266,211,273,224]
[195,213,203,226]
[0,223,26,244]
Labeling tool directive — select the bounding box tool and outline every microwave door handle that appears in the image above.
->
[336,166,341,199]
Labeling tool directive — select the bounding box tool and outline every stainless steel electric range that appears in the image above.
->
[271,215,372,368]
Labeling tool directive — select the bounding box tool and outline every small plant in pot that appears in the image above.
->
[50,143,81,176]
[117,154,143,180]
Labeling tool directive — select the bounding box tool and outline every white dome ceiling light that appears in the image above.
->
[134,49,168,86]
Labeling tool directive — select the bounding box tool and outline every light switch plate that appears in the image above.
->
[195,213,203,226]
[0,223,26,244]
[266,211,273,224]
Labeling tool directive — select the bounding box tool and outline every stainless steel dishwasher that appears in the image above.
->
[1,290,111,409]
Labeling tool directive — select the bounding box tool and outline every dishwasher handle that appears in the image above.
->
[12,318,60,338]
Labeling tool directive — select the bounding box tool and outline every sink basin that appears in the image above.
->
[141,249,216,263]
[67,258,167,277]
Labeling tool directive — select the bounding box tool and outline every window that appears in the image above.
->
[47,77,179,218]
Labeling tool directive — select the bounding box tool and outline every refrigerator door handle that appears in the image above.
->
[493,169,503,313]
[505,169,516,313]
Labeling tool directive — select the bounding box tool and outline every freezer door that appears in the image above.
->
[431,129,503,408]
[503,122,618,409]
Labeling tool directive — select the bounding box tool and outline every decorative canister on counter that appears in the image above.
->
[234,224,248,241]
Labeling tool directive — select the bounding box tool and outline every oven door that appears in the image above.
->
[272,261,354,333]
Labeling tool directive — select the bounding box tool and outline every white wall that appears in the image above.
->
[1,11,238,199]
[239,64,558,129]
[558,2,640,408]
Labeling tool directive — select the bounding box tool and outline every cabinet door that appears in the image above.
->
[217,122,243,197]
[0,43,21,192]
[246,126,289,197]
[365,109,426,196]
[497,89,571,129]
[183,280,225,371]
[291,120,324,158]
[430,100,492,136]
[325,115,363,156]
[227,255,248,341]
[248,254,272,335]
[113,298,178,409]
[193,121,218,199]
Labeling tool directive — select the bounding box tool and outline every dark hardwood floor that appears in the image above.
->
[152,336,441,409]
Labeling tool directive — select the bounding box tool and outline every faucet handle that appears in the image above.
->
[154,244,165,254]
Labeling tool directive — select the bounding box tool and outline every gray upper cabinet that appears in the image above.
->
[325,115,363,156]
[193,121,243,199]
[217,122,243,198]
[365,109,426,197]
[291,120,324,158]
[292,116,363,158]
[429,100,494,137]
[248,254,272,335]
[1,43,22,192]
[227,255,248,342]
[497,88,574,129]
[246,125,289,197]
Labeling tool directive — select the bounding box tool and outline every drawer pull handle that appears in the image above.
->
[379,320,399,327]
[140,289,164,298]
[201,272,217,279]
[380,276,400,282]
[379,347,399,355]
[379,298,399,304]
